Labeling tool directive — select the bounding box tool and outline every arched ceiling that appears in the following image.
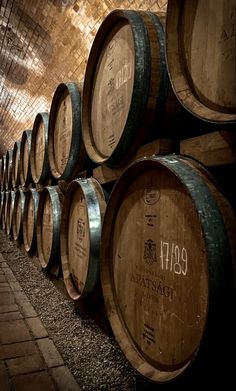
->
[0,0,167,157]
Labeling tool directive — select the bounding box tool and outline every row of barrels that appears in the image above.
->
[1,155,236,384]
[1,3,235,189]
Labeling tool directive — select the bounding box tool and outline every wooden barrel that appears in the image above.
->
[82,10,171,168]
[0,159,2,191]
[20,130,32,187]
[1,191,9,231]
[165,0,236,123]
[48,82,87,181]
[61,178,106,301]
[100,155,236,383]
[6,190,15,235]
[5,149,13,190]
[0,191,4,227]
[23,189,39,255]
[37,186,64,269]
[0,155,6,191]
[12,189,25,242]
[12,141,21,189]
[30,112,51,185]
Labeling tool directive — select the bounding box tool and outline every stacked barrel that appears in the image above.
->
[0,2,235,386]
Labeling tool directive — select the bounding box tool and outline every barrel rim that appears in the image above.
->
[23,188,39,255]
[6,190,15,235]
[48,82,86,181]
[100,155,233,382]
[30,112,51,185]
[36,185,62,269]
[5,149,13,190]
[20,130,32,187]
[165,0,236,124]
[82,9,166,167]
[61,177,105,300]
[12,141,21,189]
[12,189,25,242]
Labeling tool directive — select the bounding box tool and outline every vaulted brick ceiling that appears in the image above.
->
[0,0,167,157]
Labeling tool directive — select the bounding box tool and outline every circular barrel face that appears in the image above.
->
[41,192,53,264]
[13,147,20,186]
[181,0,235,112]
[67,187,90,295]
[25,195,35,249]
[53,91,72,176]
[23,141,29,183]
[91,21,135,158]
[166,0,236,122]
[14,196,23,239]
[34,120,45,182]
[110,167,208,370]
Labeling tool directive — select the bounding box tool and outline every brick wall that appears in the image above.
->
[0,0,167,156]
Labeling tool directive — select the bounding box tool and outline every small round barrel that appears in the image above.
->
[165,0,236,123]
[37,186,64,269]
[30,112,51,185]
[0,155,6,191]
[23,189,39,255]
[100,155,236,383]
[5,149,13,190]
[82,10,169,167]
[2,191,9,231]
[61,178,106,301]
[20,130,32,187]
[0,191,4,226]
[12,141,21,189]
[48,82,87,181]
[6,190,15,235]
[12,189,25,242]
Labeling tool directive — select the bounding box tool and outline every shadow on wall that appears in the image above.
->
[0,5,53,86]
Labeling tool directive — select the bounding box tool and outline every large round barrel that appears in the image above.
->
[100,155,236,383]
[0,155,6,191]
[61,178,106,301]
[23,189,39,255]
[37,186,64,269]
[30,112,51,185]
[48,82,87,181]
[5,149,13,190]
[165,0,236,123]
[12,141,21,189]
[12,189,25,242]
[6,190,15,235]
[20,130,32,187]
[82,10,170,167]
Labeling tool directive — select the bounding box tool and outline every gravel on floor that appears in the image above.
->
[0,231,162,391]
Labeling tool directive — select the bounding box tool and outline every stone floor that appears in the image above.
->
[0,253,81,391]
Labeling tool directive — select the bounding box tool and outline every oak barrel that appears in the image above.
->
[12,189,25,242]
[5,149,13,190]
[0,155,6,191]
[100,155,236,383]
[61,178,106,301]
[12,141,21,189]
[1,191,9,231]
[48,82,87,181]
[0,191,4,226]
[165,0,236,123]
[20,130,32,187]
[6,190,15,235]
[23,189,39,255]
[30,112,51,185]
[37,186,64,269]
[82,10,170,167]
